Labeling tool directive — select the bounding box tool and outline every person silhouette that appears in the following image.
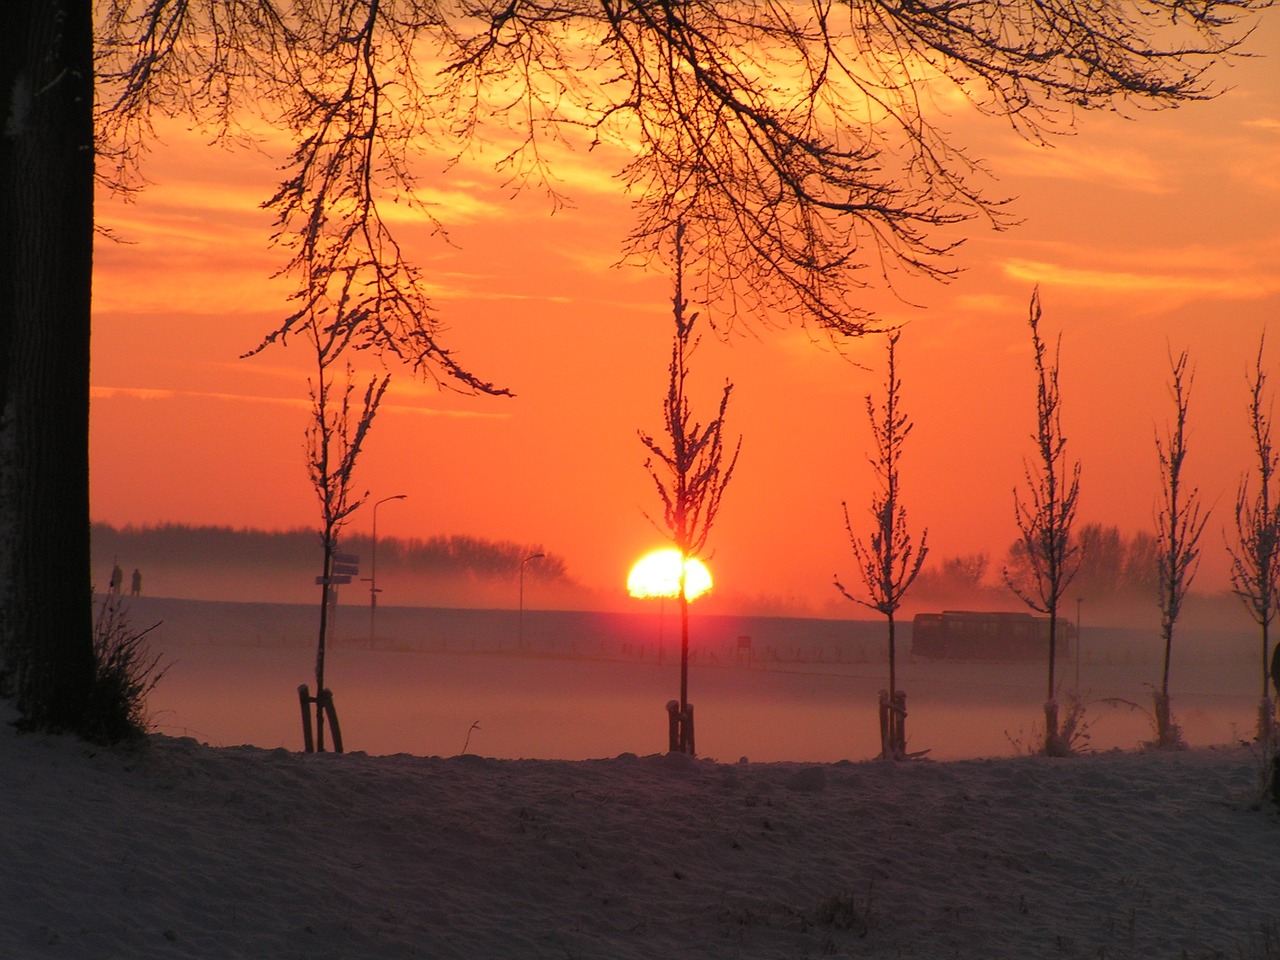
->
[131,568,142,596]
[109,562,122,596]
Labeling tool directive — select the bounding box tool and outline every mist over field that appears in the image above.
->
[91,522,591,610]
[127,594,1267,763]
[93,521,1252,626]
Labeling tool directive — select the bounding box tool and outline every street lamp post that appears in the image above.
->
[368,494,407,644]
[520,552,544,650]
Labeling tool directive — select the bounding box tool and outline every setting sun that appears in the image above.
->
[626,549,713,601]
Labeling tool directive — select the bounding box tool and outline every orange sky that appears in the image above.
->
[91,18,1280,614]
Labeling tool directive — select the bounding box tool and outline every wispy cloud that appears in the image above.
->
[1001,139,1172,194]
[1000,257,1280,298]
[90,385,508,419]
[422,276,575,304]
[953,292,1021,314]
[375,183,505,225]
[1242,117,1280,133]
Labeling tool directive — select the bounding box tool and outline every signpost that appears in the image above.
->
[303,552,360,753]
[316,555,359,586]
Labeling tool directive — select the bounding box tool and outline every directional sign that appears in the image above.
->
[332,563,360,576]
[333,552,360,565]
[315,575,353,585]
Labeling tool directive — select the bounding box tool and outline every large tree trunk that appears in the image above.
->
[0,0,96,729]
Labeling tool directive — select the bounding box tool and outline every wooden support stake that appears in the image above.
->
[666,699,680,753]
[298,684,314,753]
[320,688,344,754]
[665,700,695,755]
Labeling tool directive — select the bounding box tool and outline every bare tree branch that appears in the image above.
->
[95,0,1266,379]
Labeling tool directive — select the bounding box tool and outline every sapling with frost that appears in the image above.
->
[1227,336,1280,743]
[304,286,390,750]
[638,224,740,755]
[836,330,928,760]
[1003,289,1081,757]
[1152,349,1207,749]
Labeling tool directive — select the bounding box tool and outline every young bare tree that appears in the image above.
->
[836,331,928,760]
[1153,349,1208,749]
[639,227,741,755]
[4,0,1263,732]
[1003,289,1081,756]
[1227,337,1280,742]
[305,355,388,751]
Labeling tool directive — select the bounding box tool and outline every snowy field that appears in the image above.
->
[3,701,1277,960]
[5,597,1279,959]
[129,596,1269,762]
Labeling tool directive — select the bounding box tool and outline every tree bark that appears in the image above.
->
[0,0,96,729]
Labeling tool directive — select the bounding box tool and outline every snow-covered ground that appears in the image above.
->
[3,699,1277,960]
[4,597,1279,958]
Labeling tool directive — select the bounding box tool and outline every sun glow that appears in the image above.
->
[626,549,712,600]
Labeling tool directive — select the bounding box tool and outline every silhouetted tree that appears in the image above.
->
[1153,349,1208,748]
[1003,289,1081,756]
[1075,524,1125,602]
[1227,337,1280,742]
[836,331,928,759]
[1,0,97,733]
[913,553,990,602]
[1124,531,1162,599]
[639,226,740,754]
[1009,524,1158,605]
[89,522,572,584]
[941,554,990,591]
[4,0,1261,732]
[304,352,388,750]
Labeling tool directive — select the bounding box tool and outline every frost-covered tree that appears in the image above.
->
[1003,289,1081,756]
[639,226,740,755]
[1227,337,1280,742]
[836,331,928,759]
[1153,349,1208,749]
[303,314,388,750]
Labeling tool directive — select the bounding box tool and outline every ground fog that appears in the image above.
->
[132,597,1266,762]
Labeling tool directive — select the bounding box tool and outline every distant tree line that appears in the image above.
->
[912,523,1166,609]
[91,523,572,584]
